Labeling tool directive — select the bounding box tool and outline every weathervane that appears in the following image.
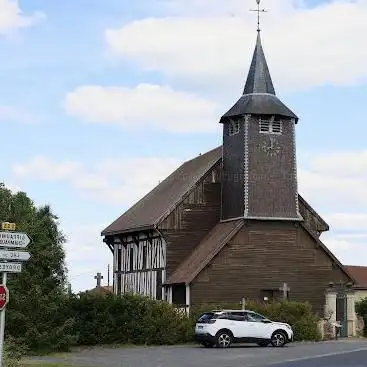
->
[250,0,267,32]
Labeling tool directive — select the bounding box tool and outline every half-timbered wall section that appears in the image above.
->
[159,163,221,278]
[298,196,329,237]
[112,231,166,300]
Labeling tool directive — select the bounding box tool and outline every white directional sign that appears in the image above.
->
[0,232,31,249]
[0,263,22,273]
[0,250,30,262]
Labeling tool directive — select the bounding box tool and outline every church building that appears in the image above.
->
[101,22,355,318]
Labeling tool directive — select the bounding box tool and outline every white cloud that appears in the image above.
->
[0,0,45,33]
[13,156,80,181]
[64,84,219,133]
[322,233,367,267]
[105,0,367,92]
[324,213,367,232]
[298,168,367,209]
[308,150,367,179]
[62,223,112,293]
[12,155,182,207]
[296,148,367,266]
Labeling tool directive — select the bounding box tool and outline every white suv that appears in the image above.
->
[195,309,294,348]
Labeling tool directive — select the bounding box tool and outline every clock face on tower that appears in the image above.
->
[262,136,281,157]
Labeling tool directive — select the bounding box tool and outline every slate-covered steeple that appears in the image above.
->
[219,29,298,124]
[220,18,302,222]
[243,31,275,95]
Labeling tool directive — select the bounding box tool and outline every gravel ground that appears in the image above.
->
[27,339,367,367]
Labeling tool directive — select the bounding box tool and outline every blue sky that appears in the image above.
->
[2,0,367,292]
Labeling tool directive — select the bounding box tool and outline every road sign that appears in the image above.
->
[0,285,8,311]
[0,223,15,231]
[0,250,30,262]
[0,231,30,249]
[0,263,22,273]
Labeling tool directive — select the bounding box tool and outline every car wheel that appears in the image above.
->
[271,331,287,347]
[201,341,214,348]
[215,330,233,348]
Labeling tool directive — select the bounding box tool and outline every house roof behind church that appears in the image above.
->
[344,265,367,289]
[101,146,222,236]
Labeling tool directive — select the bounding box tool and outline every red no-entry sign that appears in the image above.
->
[0,285,9,311]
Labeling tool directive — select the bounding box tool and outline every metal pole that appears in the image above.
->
[0,272,7,367]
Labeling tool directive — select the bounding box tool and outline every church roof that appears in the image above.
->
[101,144,355,285]
[165,219,354,286]
[220,31,298,123]
[220,93,298,123]
[102,145,329,236]
[101,146,222,235]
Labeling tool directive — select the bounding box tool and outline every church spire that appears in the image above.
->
[243,32,275,95]
[219,2,298,125]
[244,0,275,95]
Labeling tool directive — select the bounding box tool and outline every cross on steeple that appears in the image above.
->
[94,272,103,288]
[250,0,268,32]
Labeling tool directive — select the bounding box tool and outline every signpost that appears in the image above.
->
[0,222,31,367]
[0,250,30,261]
[0,231,31,248]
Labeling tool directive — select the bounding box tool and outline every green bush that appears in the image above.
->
[6,292,322,353]
[189,299,321,341]
[355,297,367,336]
[69,292,192,346]
[3,336,28,367]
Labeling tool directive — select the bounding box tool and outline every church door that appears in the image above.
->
[336,290,348,337]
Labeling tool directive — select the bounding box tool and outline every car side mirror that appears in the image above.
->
[261,319,272,323]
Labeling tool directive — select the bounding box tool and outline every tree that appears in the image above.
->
[0,183,77,352]
[355,297,367,337]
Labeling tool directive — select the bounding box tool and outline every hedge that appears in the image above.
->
[68,292,192,346]
[355,297,367,337]
[6,292,321,354]
[70,293,321,347]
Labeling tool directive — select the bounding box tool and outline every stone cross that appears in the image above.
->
[279,282,290,300]
[94,272,103,288]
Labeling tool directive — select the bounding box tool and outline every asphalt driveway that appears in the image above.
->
[29,339,367,367]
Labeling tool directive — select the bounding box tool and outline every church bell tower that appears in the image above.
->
[220,2,302,222]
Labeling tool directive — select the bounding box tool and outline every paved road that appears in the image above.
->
[29,339,367,367]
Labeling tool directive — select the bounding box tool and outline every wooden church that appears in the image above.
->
[101,26,354,315]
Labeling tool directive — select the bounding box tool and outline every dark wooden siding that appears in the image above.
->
[191,221,349,315]
[221,119,244,220]
[247,116,299,219]
[159,167,221,277]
